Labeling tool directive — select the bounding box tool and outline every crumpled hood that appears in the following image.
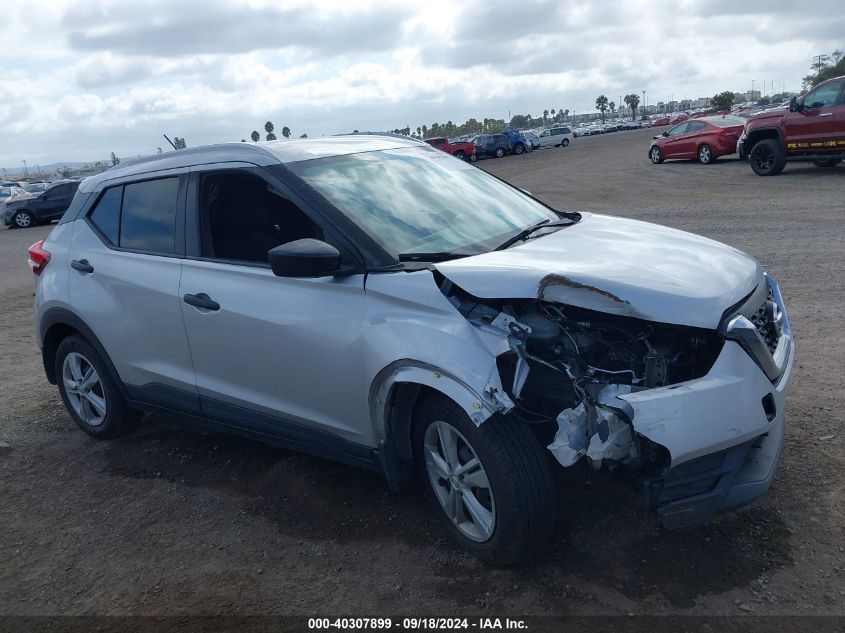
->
[435,213,761,329]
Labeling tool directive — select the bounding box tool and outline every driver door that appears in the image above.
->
[661,122,690,157]
[785,80,844,150]
[178,164,373,453]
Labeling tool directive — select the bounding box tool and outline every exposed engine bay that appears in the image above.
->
[438,275,724,472]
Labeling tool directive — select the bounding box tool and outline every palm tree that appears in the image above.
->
[543,109,549,124]
[264,121,277,141]
[250,130,260,142]
[551,108,556,121]
[624,94,640,120]
[281,126,291,139]
[609,101,616,116]
[563,108,569,121]
[595,95,609,123]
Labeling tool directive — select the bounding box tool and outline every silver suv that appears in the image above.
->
[31,136,794,563]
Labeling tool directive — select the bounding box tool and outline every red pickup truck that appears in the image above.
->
[741,74,845,175]
[424,137,477,161]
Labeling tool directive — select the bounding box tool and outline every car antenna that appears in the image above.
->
[162,134,177,150]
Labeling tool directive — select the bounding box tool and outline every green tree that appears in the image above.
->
[250,130,260,142]
[803,50,845,88]
[281,126,291,139]
[172,137,187,149]
[300,133,308,138]
[563,108,569,121]
[156,147,163,154]
[421,124,428,138]
[609,101,616,116]
[110,152,120,166]
[264,121,277,141]
[550,108,556,120]
[711,91,735,111]
[623,94,640,120]
[595,95,609,123]
[543,109,549,123]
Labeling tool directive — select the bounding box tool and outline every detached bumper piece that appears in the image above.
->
[643,416,785,529]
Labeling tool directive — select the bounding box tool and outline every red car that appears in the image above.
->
[649,116,746,164]
[651,116,671,126]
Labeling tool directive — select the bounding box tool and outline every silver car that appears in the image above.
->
[32,136,793,563]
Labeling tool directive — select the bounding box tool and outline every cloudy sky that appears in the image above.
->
[2,0,842,168]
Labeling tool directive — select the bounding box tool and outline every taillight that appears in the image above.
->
[27,239,51,276]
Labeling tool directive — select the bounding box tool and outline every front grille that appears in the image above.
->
[748,286,779,354]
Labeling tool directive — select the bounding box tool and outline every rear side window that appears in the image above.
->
[120,178,179,254]
[89,187,122,244]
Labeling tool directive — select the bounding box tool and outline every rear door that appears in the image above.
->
[785,80,844,151]
[68,171,199,410]
[676,120,708,157]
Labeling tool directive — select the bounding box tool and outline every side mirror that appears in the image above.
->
[268,239,341,278]
[653,135,660,140]
[662,131,670,137]
[789,96,801,113]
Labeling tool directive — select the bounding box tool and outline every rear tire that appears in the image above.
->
[812,158,842,168]
[561,138,570,147]
[697,144,715,164]
[55,335,140,439]
[749,139,786,176]
[495,147,505,158]
[414,394,557,565]
[513,144,524,155]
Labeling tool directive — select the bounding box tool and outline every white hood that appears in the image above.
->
[435,213,761,329]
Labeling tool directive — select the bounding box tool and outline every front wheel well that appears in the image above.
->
[747,128,781,149]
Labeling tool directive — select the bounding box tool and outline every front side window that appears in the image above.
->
[667,122,689,136]
[804,81,842,109]
[286,146,559,258]
[120,178,179,253]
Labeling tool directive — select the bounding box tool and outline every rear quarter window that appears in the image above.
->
[88,186,122,244]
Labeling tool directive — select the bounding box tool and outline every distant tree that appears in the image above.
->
[757,95,772,106]
[265,121,277,141]
[157,147,163,154]
[300,133,308,138]
[609,101,616,116]
[543,109,549,123]
[510,114,530,129]
[173,137,187,149]
[250,130,260,142]
[241,139,246,142]
[711,91,735,111]
[421,124,428,138]
[416,126,422,137]
[563,108,569,121]
[550,108,556,120]
[595,95,609,123]
[110,152,120,166]
[803,50,845,88]
[623,94,640,120]
[281,126,291,139]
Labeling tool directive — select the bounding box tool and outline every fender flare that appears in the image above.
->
[38,307,127,399]
[745,127,783,150]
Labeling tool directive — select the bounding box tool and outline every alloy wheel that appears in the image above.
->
[62,352,107,426]
[752,145,774,172]
[650,147,662,163]
[699,145,712,163]
[423,420,495,542]
[14,212,31,228]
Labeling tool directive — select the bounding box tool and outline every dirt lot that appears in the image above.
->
[1,128,843,617]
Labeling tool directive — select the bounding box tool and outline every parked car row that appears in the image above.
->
[2,179,81,228]
[648,74,845,175]
[425,125,574,162]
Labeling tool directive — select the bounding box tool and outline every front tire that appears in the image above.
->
[698,144,715,164]
[12,210,35,228]
[561,138,570,147]
[56,335,139,439]
[749,139,786,176]
[454,150,465,160]
[495,147,505,158]
[513,143,524,155]
[650,146,664,164]
[414,395,557,565]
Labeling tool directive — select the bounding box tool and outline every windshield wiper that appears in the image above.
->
[398,251,473,262]
[494,218,575,251]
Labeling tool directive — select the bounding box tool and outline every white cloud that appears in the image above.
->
[1,0,842,166]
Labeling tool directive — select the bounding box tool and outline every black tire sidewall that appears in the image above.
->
[413,396,556,564]
[55,335,131,439]
[495,148,504,157]
[750,139,786,176]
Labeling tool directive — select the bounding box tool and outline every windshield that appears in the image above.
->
[287,146,560,258]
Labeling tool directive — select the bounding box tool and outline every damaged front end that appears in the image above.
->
[438,273,723,474]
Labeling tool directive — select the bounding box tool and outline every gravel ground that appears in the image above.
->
[0,128,843,617]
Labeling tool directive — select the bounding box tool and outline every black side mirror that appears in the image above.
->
[268,239,341,278]
[789,96,801,113]
[662,131,670,137]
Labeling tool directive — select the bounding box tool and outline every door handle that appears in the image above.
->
[819,112,833,117]
[70,259,94,274]
[183,293,220,311]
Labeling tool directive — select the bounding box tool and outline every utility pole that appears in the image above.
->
[642,90,647,117]
[22,160,28,178]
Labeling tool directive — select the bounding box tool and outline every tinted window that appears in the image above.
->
[120,178,179,254]
[686,121,707,133]
[667,122,689,136]
[89,186,122,245]
[46,184,70,199]
[805,81,842,109]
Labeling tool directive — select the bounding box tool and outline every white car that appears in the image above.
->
[537,125,574,147]
[32,135,793,564]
